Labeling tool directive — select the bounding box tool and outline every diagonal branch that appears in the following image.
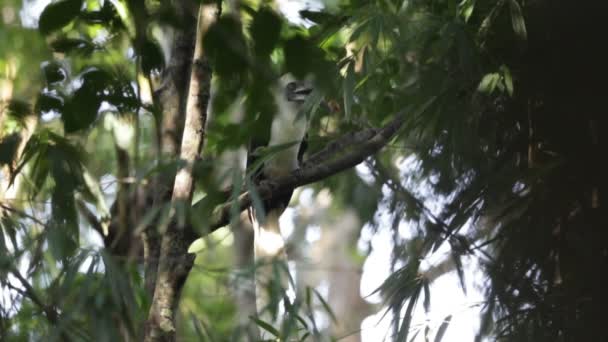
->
[8,267,60,325]
[191,112,407,239]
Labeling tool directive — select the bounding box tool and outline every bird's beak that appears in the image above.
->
[294,87,313,96]
[288,84,313,102]
[286,81,313,102]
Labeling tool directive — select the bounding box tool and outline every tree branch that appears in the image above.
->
[8,267,60,325]
[191,112,407,239]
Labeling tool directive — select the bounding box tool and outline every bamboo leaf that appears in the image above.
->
[313,288,338,324]
[423,279,431,313]
[508,0,527,41]
[397,284,422,342]
[250,316,281,337]
[343,62,355,120]
[433,315,453,342]
[477,73,500,94]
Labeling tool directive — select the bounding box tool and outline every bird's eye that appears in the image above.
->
[286,82,297,91]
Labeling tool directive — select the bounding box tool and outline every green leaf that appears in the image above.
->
[284,35,319,79]
[204,17,248,77]
[79,1,121,28]
[313,288,338,324]
[15,134,50,197]
[2,99,31,123]
[508,0,527,41]
[250,7,282,57]
[49,189,79,259]
[79,168,110,223]
[299,10,338,25]
[190,312,214,341]
[187,238,206,254]
[105,80,139,113]
[0,134,20,166]
[343,62,355,120]
[63,89,101,133]
[477,73,500,94]
[39,0,84,35]
[247,141,300,179]
[250,316,281,337]
[62,68,112,132]
[433,315,453,342]
[457,0,475,22]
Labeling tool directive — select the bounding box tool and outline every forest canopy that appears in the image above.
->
[1,0,606,341]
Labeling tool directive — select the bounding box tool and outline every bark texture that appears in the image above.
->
[144,3,216,341]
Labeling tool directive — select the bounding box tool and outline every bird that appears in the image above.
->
[247,74,313,322]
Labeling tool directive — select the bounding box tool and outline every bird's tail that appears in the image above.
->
[252,208,289,323]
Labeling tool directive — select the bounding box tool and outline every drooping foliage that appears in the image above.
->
[1,0,606,341]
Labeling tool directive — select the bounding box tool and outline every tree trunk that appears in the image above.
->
[144,2,217,341]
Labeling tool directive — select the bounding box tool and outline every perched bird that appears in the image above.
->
[247,74,313,321]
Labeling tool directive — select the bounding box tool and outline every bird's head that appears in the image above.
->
[279,74,314,103]
[285,80,313,103]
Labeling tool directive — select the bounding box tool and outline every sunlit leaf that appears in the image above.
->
[458,0,475,22]
[187,238,206,254]
[477,73,500,94]
[79,0,122,29]
[508,0,527,41]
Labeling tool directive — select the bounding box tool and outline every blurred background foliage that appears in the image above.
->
[1,0,606,341]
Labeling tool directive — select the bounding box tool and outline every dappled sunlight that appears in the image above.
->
[2,0,601,340]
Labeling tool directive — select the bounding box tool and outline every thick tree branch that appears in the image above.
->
[192,112,407,238]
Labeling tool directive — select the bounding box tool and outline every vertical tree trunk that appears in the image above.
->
[144,0,197,298]
[144,3,217,341]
